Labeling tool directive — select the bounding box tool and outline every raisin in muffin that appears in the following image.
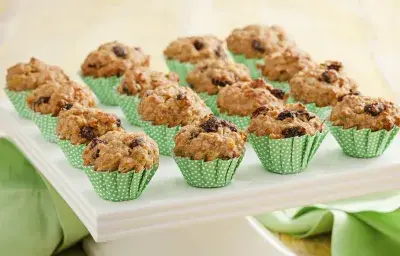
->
[330,94,400,131]
[186,59,251,95]
[290,61,359,107]
[226,24,293,59]
[117,67,179,97]
[217,79,287,116]
[248,103,324,139]
[83,131,159,173]
[57,105,123,145]
[174,115,247,161]
[26,81,96,116]
[6,57,69,91]
[138,83,211,127]
[81,41,150,78]
[163,35,228,64]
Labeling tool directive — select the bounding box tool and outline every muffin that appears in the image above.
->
[289,60,359,119]
[115,67,180,126]
[82,131,159,201]
[226,24,293,78]
[248,103,327,174]
[138,83,211,155]
[174,115,246,188]
[186,59,251,113]
[328,94,400,158]
[81,41,150,105]
[56,105,123,169]
[217,78,287,129]
[163,35,229,86]
[258,46,316,91]
[27,80,96,143]
[5,57,69,119]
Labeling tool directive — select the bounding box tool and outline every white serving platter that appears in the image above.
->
[1,99,400,243]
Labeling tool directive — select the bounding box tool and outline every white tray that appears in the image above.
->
[1,99,400,242]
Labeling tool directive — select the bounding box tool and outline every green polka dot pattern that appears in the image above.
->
[114,88,143,127]
[248,130,328,174]
[198,92,219,115]
[263,78,290,92]
[328,122,399,158]
[217,110,250,131]
[4,88,33,119]
[230,51,264,79]
[140,119,180,156]
[287,96,332,120]
[58,139,86,169]
[173,151,245,188]
[81,75,122,106]
[83,165,158,202]
[164,58,194,86]
[31,112,59,143]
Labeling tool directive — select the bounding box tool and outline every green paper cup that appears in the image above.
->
[173,152,245,188]
[198,92,218,114]
[164,58,194,86]
[140,119,180,156]
[4,88,33,119]
[31,112,59,143]
[217,110,250,131]
[248,130,328,174]
[58,139,86,169]
[114,89,142,127]
[263,78,290,92]
[287,96,332,120]
[230,51,264,79]
[328,123,399,158]
[80,75,122,106]
[84,165,158,202]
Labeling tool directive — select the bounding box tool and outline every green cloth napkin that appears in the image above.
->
[0,138,88,256]
[256,192,400,256]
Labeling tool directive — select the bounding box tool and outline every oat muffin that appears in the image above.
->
[83,131,159,173]
[248,103,324,138]
[330,94,400,131]
[26,81,96,116]
[138,83,211,127]
[290,61,359,107]
[217,79,286,117]
[186,59,251,95]
[81,41,150,78]
[57,105,123,145]
[117,67,179,97]
[6,57,69,91]
[174,115,247,161]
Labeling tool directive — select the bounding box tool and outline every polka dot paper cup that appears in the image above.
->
[80,74,122,106]
[173,151,245,188]
[328,123,399,158]
[248,130,328,174]
[31,112,59,143]
[287,96,332,120]
[83,165,158,202]
[230,51,264,79]
[164,58,194,87]
[114,88,143,127]
[4,88,33,119]
[198,92,218,115]
[57,139,86,169]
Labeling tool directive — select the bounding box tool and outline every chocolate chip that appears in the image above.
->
[62,103,73,111]
[220,120,238,132]
[177,93,185,100]
[193,40,204,51]
[122,86,131,95]
[129,138,144,148]
[364,102,384,116]
[90,137,106,149]
[270,89,285,100]
[282,126,306,138]
[295,110,315,121]
[252,106,269,118]
[80,126,96,140]
[88,64,96,68]
[92,149,100,159]
[200,116,220,133]
[190,131,200,140]
[337,91,361,102]
[327,63,342,71]
[211,78,231,87]
[277,110,295,120]
[320,71,338,84]
[34,96,50,106]
[112,46,127,58]
[251,40,265,53]
[115,118,121,127]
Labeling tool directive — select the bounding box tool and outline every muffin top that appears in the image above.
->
[289,60,359,107]
[81,41,150,78]
[248,103,324,138]
[259,47,316,82]
[26,81,96,116]
[226,24,293,59]
[138,84,211,127]
[6,57,70,91]
[217,79,287,117]
[82,131,159,173]
[163,35,228,64]
[186,59,251,95]
[330,94,400,131]
[56,105,123,145]
[117,67,179,97]
[174,115,247,161]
